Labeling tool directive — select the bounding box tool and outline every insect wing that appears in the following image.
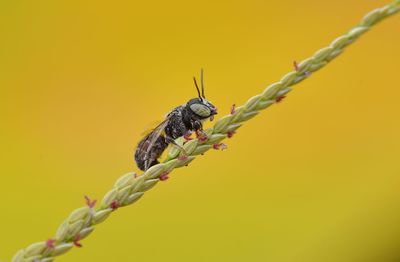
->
[140,119,165,136]
[137,117,170,170]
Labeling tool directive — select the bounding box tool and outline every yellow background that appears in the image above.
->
[1,0,400,261]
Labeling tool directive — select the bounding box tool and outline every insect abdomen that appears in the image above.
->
[134,134,169,171]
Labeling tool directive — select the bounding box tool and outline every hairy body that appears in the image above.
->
[135,100,217,171]
[134,70,217,171]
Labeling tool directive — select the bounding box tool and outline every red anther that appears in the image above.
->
[110,200,120,211]
[159,172,169,181]
[46,239,55,249]
[227,131,236,138]
[276,95,286,103]
[230,104,236,115]
[73,234,82,248]
[84,195,97,209]
[293,60,300,71]
[198,135,207,142]
[213,143,227,150]
[178,155,188,161]
[196,130,208,142]
[183,133,193,141]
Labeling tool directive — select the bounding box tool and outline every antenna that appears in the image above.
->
[200,68,205,98]
[193,77,201,98]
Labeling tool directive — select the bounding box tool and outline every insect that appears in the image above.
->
[134,70,218,171]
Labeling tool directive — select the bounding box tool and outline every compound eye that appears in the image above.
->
[190,103,211,117]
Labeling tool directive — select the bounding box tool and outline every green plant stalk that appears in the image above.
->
[12,1,400,261]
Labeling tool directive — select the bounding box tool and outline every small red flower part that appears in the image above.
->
[73,234,82,248]
[178,155,188,161]
[199,135,207,142]
[196,130,208,142]
[159,171,169,181]
[230,104,236,115]
[276,95,286,103]
[227,131,236,138]
[213,143,227,150]
[110,200,120,211]
[84,195,97,209]
[46,239,55,249]
[183,133,193,141]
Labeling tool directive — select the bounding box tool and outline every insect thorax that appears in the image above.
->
[164,106,199,140]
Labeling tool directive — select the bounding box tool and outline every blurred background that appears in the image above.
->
[1,0,400,261]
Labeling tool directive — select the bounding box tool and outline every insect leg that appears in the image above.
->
[165,136,188,156]
[193,121,208,141]
[193,120,203,131]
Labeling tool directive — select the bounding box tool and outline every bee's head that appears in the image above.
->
[186,69,218,121]
[186,97,217,121]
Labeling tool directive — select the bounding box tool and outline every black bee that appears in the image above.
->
[134,70,218,171]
